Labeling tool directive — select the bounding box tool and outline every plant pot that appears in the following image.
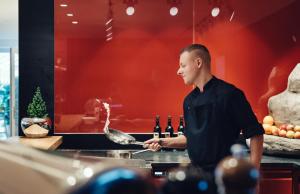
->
[21,117,51,138]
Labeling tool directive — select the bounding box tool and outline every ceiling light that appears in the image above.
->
[106,32,113,37]
[66,13,74,17]
[106,26,112,31]
[60,4,68,7]
[167,0,180,16]
[124,0,137,16]
[126,6,135,16]
[105,18,113,25]
[169,7,178,16]
[106,37,113,41]
[211,7,220,17]
[72,21,78,24]
[229,11,235,21]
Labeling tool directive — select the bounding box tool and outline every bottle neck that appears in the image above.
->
[156,120,160,126]
[180,116,184,124]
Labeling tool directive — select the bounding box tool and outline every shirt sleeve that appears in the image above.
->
[229,89,264,139]
[183,98,189,136]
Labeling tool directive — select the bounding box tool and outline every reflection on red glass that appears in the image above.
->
[55,0,300,133]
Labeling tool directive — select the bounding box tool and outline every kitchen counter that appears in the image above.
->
[8,136,63,150]
[57,149,300,169]
[57,149,300,194]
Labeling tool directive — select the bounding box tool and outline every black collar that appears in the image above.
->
[194,76,217,94]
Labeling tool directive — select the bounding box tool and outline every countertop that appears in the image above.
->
[57,149,300,169]
[8,136,63,150]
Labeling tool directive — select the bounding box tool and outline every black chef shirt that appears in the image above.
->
[183,76,264,170]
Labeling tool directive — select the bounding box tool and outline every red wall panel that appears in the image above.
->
[55,0,300,133]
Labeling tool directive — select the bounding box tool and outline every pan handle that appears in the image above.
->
[132,149,152,155]
[131,141,145,146]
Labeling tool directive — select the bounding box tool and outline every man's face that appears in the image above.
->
[177,51,200,85]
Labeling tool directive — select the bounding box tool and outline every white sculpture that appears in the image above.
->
[268,63,300,126]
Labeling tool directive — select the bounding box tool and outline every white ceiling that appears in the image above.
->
[0,0,18,40]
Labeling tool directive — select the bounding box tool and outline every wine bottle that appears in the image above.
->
[153,115,162,139]
[177,115,185,136]
[163,115,174,151]
[165,115,174,138]
[176,115,185,151]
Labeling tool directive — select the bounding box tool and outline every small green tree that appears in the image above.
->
[27,87,48,118]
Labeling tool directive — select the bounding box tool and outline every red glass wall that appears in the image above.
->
[55,0,300,133]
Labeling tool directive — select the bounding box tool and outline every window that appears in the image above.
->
[0,49,19,139]
[0,49,10,139]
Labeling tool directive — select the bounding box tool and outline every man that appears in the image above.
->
[144,44,264,172]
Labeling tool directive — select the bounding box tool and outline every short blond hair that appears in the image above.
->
[180,44,211,68]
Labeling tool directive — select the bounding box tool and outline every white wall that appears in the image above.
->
[0,0,18,48]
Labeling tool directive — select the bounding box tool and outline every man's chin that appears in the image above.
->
[184,80,192,85]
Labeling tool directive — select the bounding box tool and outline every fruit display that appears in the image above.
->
[262,115,300,139]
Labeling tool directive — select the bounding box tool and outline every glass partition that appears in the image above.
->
[55,0,300,133]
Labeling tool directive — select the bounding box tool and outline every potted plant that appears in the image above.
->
[21,87,51,137]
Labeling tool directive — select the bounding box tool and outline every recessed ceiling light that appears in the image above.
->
[72,21,78,24]
[106,37,113,41]
[66,13,74,17]
[60,4,68,7]
[106,32,113,37]
[126,6,135,16]
[170,7,178,16]
[211,7,220,17]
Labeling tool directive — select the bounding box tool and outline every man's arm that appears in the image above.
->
[144,135,187,151]
[160,135,187,148]
[250,134,264,169]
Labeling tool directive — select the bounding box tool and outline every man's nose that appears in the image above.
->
[177,68,182,75]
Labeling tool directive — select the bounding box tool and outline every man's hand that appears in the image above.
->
[143,138,162,151]
[144,136,186,151]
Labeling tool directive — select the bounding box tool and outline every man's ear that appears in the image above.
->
[196,58,203,68]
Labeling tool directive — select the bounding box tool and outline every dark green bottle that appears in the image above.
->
[177,115,185,136]
[153,115,162,139]
[165,115,174,138]
[176,115,185,151]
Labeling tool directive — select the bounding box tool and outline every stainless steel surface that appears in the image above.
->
[58,149,152,169]
[132,149,152,155]
[105,128,145,146]
[59,149,191,165]
[102,102,144,146]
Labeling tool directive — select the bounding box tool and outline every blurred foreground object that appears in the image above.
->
[161,165,214,194]
[0,140,156,194]
[215,144,259,194]
[70,167,156,194]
